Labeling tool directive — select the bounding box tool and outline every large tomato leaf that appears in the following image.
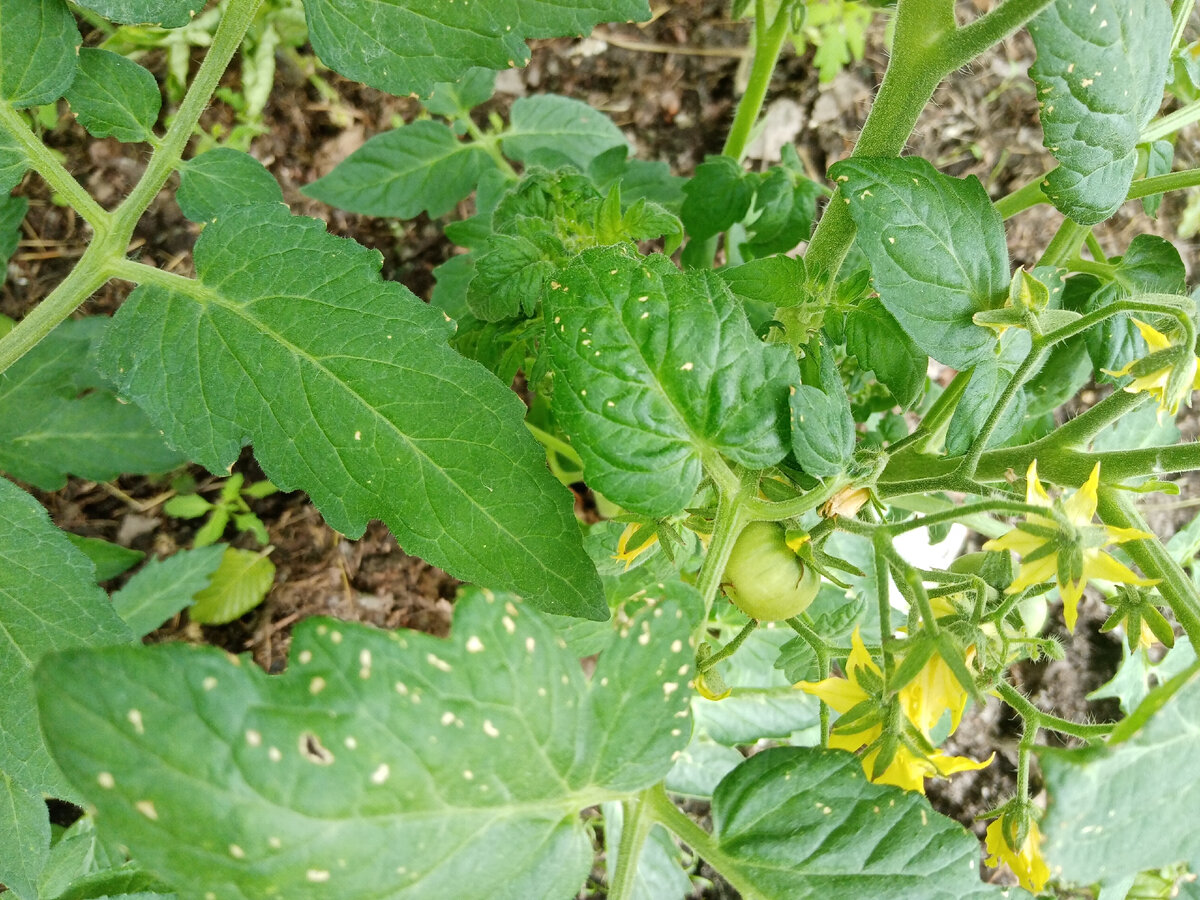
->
[36,593,693,898]
[98,203,604,619]
[545,246,798,517]
[1028,0,1172,224]
[304,0,650,98]
[829,157,1006,370]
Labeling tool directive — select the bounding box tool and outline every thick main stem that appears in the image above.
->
[722,0,792,161]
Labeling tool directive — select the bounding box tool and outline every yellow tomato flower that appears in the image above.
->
[982,461,1158,631]
[985,815,1050,894]
[1105,318,1200,417]
[796,629,990,793]
[613,523,658,569]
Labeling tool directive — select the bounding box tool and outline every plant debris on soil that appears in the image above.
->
[7,1,1200,895]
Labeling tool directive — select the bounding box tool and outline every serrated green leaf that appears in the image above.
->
[64,533,145,582]
[546,246,798,517]
[162,493,213,519]
[844,296,927,409]
[830,157,1006,369]
[97,203,604,619]
[0,318,185,490]
[589,145,687,210]
[422,67,497,118]
[0,477,133,798]
[501,94,627,170]
[468,231,560,321]
[711,747,998,899]
[0,768,49,899]
[1083,235,1186,376]
[188,547,274,625]
[0,128,26,194]
[112,545,227,637]
[945,330,1031,456]
[1028,0,1172,225]
[36,593,692,898]
[718,255,806,308]
[790,378,854,478]
[0,0,79,107]
[71,0,201,27]
[740,152,822,258]
[176,148,283,223]
[681,155,755,241]
[64,49,160,143]
[305,0,650,98]
[0,191,26,272]
[1088,638,1196,716]
[303,121,493,219]
[1042,662,1200,887]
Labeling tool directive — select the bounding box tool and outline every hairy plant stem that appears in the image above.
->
[1096,487,1200,649]
[0,105,109,228]
[804,0,1053,287]
[873,534,895,686]
[996,682,1114,741]
[721,0,793,162]
[644,785,754,896]
[0,0,264,377]
[785,615,832,743]
[610,792,654,900]
[698,620,758,673]
[696,482,752,619]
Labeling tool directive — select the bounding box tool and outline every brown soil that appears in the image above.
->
[7,1,1200,896]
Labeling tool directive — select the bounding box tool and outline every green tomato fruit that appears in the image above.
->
[722,521,820,621]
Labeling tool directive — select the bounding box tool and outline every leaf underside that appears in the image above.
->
[1028,0,1172,225]
[305,0,651,98]
[97,203,604,619]
[36,593,693,899]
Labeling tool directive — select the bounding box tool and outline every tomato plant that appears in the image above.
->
[2,0,1200,897]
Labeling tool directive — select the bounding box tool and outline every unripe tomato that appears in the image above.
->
[722,521,820,621]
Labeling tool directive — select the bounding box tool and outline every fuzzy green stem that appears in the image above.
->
[117,0,265,225]
[645,785,755,896]
[804,0,1052,285]
[873,534,895,686]
[1172,0,1197,51]
[610,793,654,900]
[996,681,1114,742]
[785,615,832,743]
[0,0,263,376]
[697,490,752,619]
[697,620,759,673]
[958,344,1048,477]
[1096,487,1200,649]
[0,104,109,228]
[994,177,1047,219]
[722,0,793,161]
[1037,219,1088,267]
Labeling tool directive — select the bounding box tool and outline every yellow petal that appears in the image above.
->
[1024,460,1050,507]
[1082,549,1160,588]
[899,652,969,737]
[930,750,994,776]
[1006,553,1058,594]
[1058,576,1085,632]
[864,745,932,794]
[1103,525,1155,545]
[848,626,883,681]
[985,818,1051,894]
[983,528,1046,557]
[1063,464,1100,525]
[1132,318,1172,353]
[829,724,881,754]
[795,677,870,715]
